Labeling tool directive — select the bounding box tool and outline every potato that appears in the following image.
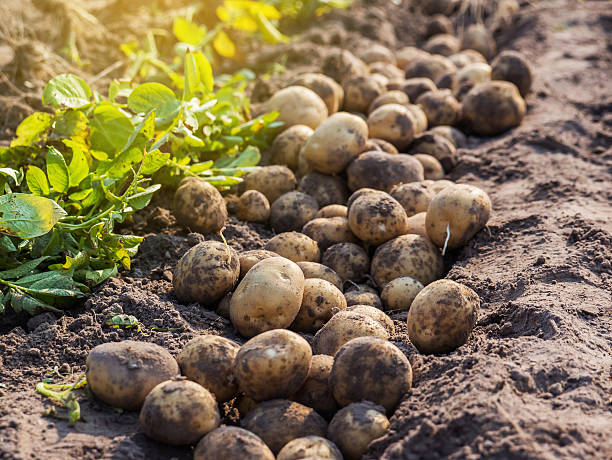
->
[491,50,533,97]
[452,62,492,100]
[381,276,424,311]
[344,291,383,310]
[278,436,343,460]
[396,46,429,70]
[359,44,396,65]
[139,379,220,445]
[368,90,410,114]
[371,234,444,286]
[242,166,297,203]
[405,212,428,238]
[407,279,480,353]
[404,104,429,135]
[270,191,319,233]
[367,138,400,154]
[417,89,461,126]
[429,178,455,194]
[348,192,409,245]
[426,14,453,38]
[385,77,407,91]
[414,154,445,180]
[423,0,458,15]
[400,77,437,102]
[322,49,368,83]
[316,204,347,219]
[405,54,456,82]
[346,187,382,209]
[423,34,460,57]
[367,104,418,150]
[173,178,227,234]
[297,148,314,178]
[292,278,347,332]
[216,292,232,319]
[174,241,240,306]
[461,23,496,60]
[238,249,279,278]
[327,401,389,460]
[344,283,378,295]
[297,262,343,290]
[428,125,467,148]
[345,305,394,334]
[302,112,368,174]
[270,125,314,171]
[241,400,328,454]
[426,184,491,251]
[230,257,305,337]
[302,217,358,251]
[435,71,455,90]
[236,393,258,418]
[194,427,275,460]
[299,172,349,207]
[291,73,344,114]
[233,329,312,401]
[409,132,457,172]
[86,341,179,411]
[263,86,328,130]
[347,151,424,193]
[322,242,370,282]
[313,311,390,356]
[265,232,321,263]
[291,355,338,420]
[368,62,404,80]
[342,75,387,113]
[451,49,487,68]
[236,190,270,223]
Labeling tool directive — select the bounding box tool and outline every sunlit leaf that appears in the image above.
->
[10,112,54,147]
[46,148,70,194]
[90,103,134,154]
[173,18,207,46]
[0,194,66,239]
[213,31,236,58]
[26,166,50,196]
[42,74,92,109]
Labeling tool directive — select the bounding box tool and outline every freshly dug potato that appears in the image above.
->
[409,132,457,172]
[417,89,461,126]
[302,112,368,174]
[381,276,424,311]
[359,44,396,65]
[345,304,394,334]
[173,178,227,234]
[327,401,389,460]
[435,71,455,90]
[423,34,460,57]
[313,310,390,356]
[396,46,429,70]
[428,125,467,148]
[316,204,347,219]
[367,104,418,150]
[368,138,400,154]
[322,242,370,282]
[452,62,492,100]
[233,329,312,401]
[297,148,314,178]
[451,49,487,67]
[86,341,179,411]
[405,54,456,82]
[236,190,270,223]
[277,436,343,460]
[291,355,338,420]
[265,232,320,263]
[263,86,328,130]
[270,191,319,233]
[347,151,424,192]
[236,393,258,418]
[291,73,344,114]
[299,172,349,207]
[414,154,445,180]
[461,23,496,60]
[194,427,275,460]
[348,191,409,245]
[400,77,437,102]
[344,283,378,294]
[426,184,491,250]
[297,262,343,290]
[405,212,428,238]
[461,81,526,135]
[242,166,297,203]
[302,217,358,251]
[344,291,383,310]
[407,279,480,353]
[423,0,458,15]
[405,104,429,134]
[369,62,404,80]
[322,49,368,83]
[270,125,314,171]
[216,292,232,319]
[241,400,328,454]
[238,249,278,278]
[385,77,407,91]
[230,257,305,337]
[342,75,387,113]
[426,14,453,38]
[139,379,220,445]
[292,278,347,332]
[370,234,444,286]
[429,179,455,194]
[173,241,240,306]
[368,90,410,114]
[491,50,533,97]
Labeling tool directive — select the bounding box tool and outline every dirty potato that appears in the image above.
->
[409,132,457,172]
[345,305,394,334]
[359,44,397,65]
[367,104,418,150]
[452,62,492,100]
[194,427,275,460]
[292,278,347,332]
[270,191,319,233]
[368,90,410,114]
[265,232,321,263]
[427,125,467,148]
[291,355,339,420]
[396,46,430,70]
[302,217,358,251]
[405,54,457,82]
[491,50,533,97]
[173,178,227,234]
[416,89,461,126]
[400,77,438,102]
[299,172,350,207]
[369,62,404,80]
[322,49,369,84]
[316,204,348,219]
[461,23,496,60]
[414,154,445,179]
[390,182,436,217]
[344,291,383,310]
[297,262,343,290]
[347,151,424,192]
[291,73,345,114]
[270,125,314,171]
[236,190,270,223]
[342,75,387,113]
[366,138,400,154]
[423,34,460,57]
[263,86,328,129]
[381,276,424,311]
[322,242,370,282]
[348,191,409,245]
[277,436,343,460]
[426,14,453,38]
[242,165,298,203]
[238,249,279,278]
[405,104,429,135]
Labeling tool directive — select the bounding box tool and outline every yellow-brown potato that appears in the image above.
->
[368,90,410,114]
[270,191,320,233]
[342,75,387,113]
[400,77,437,102]
[389,182,435,217]
[233,329,312,401]
[368,62,404,80]
[405,54,456,82]
[299,172,349,207]
[347,151,424,192]
[346,187,384,212]
[86,341,179,411]
[348,192,409,245]
[297,262,343,290]
[428,179,455,194]
[396,46,430,70]
[405,212,428,238]
[449,49,488,68]
[322,49,369,83]
[292,278,347,332]
[344,283,378,295]
[381,276,424,311]
[173,241,240,306]
[367,104,418,150]
[230,257,305,337]
[173,178,227,234]
[313,311,390,356]
[413,154,445,180]
[359,44,396,65]
[345,305,394,334]
[236,190,270,223]
[139,379,220,445]
[265,232,320,263]
[435,71,455,90]
[344,291,383,310]
[409,132,457,172]
[291,73,345,114]
[370,234,444,286]
[302,217,358,251]
[367,138,400,154]
[302,112,368,174]
[327,401,390,460]
[426,184,492,250]
[277,436,343,460]
[452,62,492,100]
[238,249,279,278]
[427,125,467,148]
[242,166,298,203]
[426,14,453,38]
[291,355,338,419]
[322,242,370,282]
[216,292,232,319]
[263,86,328,130]
[404,104,429,135]
[386,77,408,91]
[407,279,480,353]
[417,89,461,126]
[177,335,240,402]
[297,148,314,178]
[241,400,328,454]
[461,23,496,60]
[316,204,348,219]
[270,125,314,171]
[236,393,258,418]
[423,34,460,57]
[194,427,275,460]
[491,50,533,97]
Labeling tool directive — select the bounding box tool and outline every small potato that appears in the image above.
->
[390,182,436,216]
[347,151,424,192]
[381,276,424,311]
[369,62,404,80]
[233,329,312,401]
[461,24,496,60]
[367,104,418,150]
[409,132,457,172]
[426,184,492,250]
[139,379,220,445]
[316,204,347,219]
[453,49,488,66]
[230,257,305,337]
[396,46,430,70]
[278,436,343,460]
[322,49,369,83]
[242,166,298,203]
[367,138,400,154]
[238,249,279,278]
[291,355,338,420]
[327,401,389,460]
[86,341,179,411]
[345,305,394,334]
[423,34,460,57]
[292,278,347,332]
[348,192,409,246]
[302,217,358,251]
[299,172,349,207]
[344,291,383,310]
[265,232,320,263]
[491,50,533,97]
[371,234,444,287]
[236,190,270,223]
[194,427,275,460]
[427,125,467,148]
[400,77,437,102]
[270,191,319,233]
[416,89,460,126]
[414,154,445,179]
[368,90,410,114]
[322,242,370,282]
[291,73,344,114]
[302,112,368,175]
[452,62,492,100]
[297,262,343,290]
[426,14,453,38]
[342,75,387,113]
[407,279,480,353]
[313,311,390,356]
[241,400,328,454]
[405,212,428,238]
[263,86,328,130]
[359,44,396,65]
[270,125,314,171]
[405,104,429,135]
[173,178,227,234]
[405,54,456,82]
[173,241,240,306]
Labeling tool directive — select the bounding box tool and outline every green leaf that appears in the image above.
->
[127,184,161,210]
[128,83,180,125]
[0,235,17,252]
[10,291,62,315]
[173,18,207,46]
[0,194,66,239]
[107,147,143,179]
[184,51,214,101]
[190,161,214,173]
[90,103,134,154]
[42,74,92,109]
[67,144,89,187]
[121,109,156,153]
[55,110,89,140]
[46,148,70,193]
[141,151,170,175]
[213,31,236,58]
[0,168,22,185]
[83,266,118,285]
[10,112,54,147]
[26,166,50,196]
[0,256,50,280]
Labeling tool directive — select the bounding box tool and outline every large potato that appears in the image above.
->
[348,192,409,246]
[263,86,328,130]
[347,151,424,192]
[461,23,496,60]
[322,49,368,83]
[414,153,445,180]
[173,178,227,234]
[368,90,410,114]
[235,190,270,223]
[367,104,418,150]
[407,279,480,353]
[265,232,321,263]
[417,89,460,126]
[233,329,312,401]
[409,132,457,172]
[491,50,533,97]
[400,77,437,102]
[270,191,319,233]
[292,278,347,332]
[270,125,314,171]
[299,172,349,207]
[423,33,460,57]
[316,204,348,219]
[405,54,456,82]
[194,427,275,460]
[278,436,343,460]
[291,355,338,420]
[381,276,424,311]
[173,241,240,306]
[238,249,278,278]
[242,166,297,203]
[452,62,492,100]
[322,242,370,282]
[342,75,387,113]
[345,304,394,334]
[302,217,358,251]
[230,257,305,337]
[297,261,343,290]
[291,73,344,114]
[390,182,436,217]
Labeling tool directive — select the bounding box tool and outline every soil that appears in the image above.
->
[1,1,611,459]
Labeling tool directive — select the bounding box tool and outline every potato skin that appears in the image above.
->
[367,104,418,150]
[322,242,370,282]
[173,241,240,306]
[417,89,461,126]
[264,86,328,130]
[428,125,467,148]
[461,23,496,60]
[390,182,436,217]
[194,427,275,460]
[86,341,179,411]
[405,104,429,135]
[348,192,409,246]
[291,355,339,420]
[302,217,358,251]
[491,50,533,97]
[423,33,460,57]
[236,190,270,223]
[414,154,445,180]
[345,304,394,334]
[297,262,343,290]
[242,166,298,203]
[177,335,240,402]
[405,212,429,238]
[347,151,424,193]
[407,279,480,353]
[381,276,424,311]
[405,54,456,82]
[396,46,430,70]
[400,77,437,102]
[238,249,279,278]
[230,257,305,337]
[368,90,410,114]
[322,49,368,84]
[271,125,314,171]
[368,138,400,154]
[265,232,321,263]
[173,178,227,234]
[342,75,386,113]
[359,44,396,65]
[299,172,350,207]
[316,204,348,219]
[291,73,344,114]
[270,191,320,233]
[292,278,347,332]
[409,132,457,172]
[344,291,383,310]
[139,379,220,445]
[277,436,343,460]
